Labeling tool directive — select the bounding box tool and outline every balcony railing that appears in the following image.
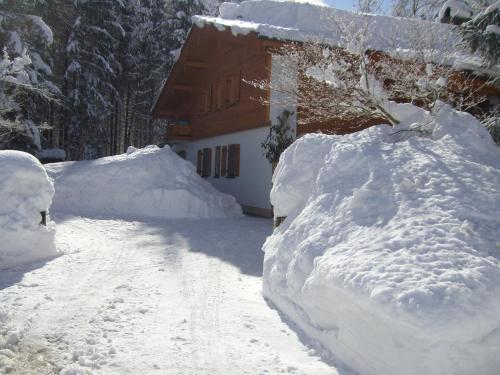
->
[167,124,192,141]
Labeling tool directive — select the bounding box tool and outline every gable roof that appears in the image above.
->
[193,1,456,54]
[194,0,500,75]
[152,0,498,117]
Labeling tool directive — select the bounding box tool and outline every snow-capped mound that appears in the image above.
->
[0,150,57,269]
[263,102,500,375]
[46,145,242,219]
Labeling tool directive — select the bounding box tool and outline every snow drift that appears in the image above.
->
[0,150,57,269]
[263,102,500,375]
[46,145,242,219]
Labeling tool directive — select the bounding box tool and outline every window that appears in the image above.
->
[235,70,241,103]
[202,148,212,177]
[225,77,233,106]
[214,146,221,178]
[211,82,223,111]
[217,82,223,109]
[199,89,209,113]
[227,144,240,178]
[221,145,228,177]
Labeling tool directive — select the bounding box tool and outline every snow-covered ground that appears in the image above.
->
[0,214,339,375]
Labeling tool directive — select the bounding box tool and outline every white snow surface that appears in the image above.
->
[264,102,500,375]
[45,145,242,220]
[0,151,57,270]
[0,215,338,375]
[194,0,454,52]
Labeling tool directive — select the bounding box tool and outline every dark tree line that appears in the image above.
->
[1,0,215,160]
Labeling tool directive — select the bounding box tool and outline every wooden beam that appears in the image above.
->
[155,109,190,118]
[185,60,208,68]
[261,39,285,49]
[172,84,192,91]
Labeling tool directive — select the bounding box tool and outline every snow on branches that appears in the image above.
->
[249,11,497,130]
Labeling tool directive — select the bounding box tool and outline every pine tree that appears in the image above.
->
[64,0,125,158]
[460,2,500,67]
[0,0,56,151]
[261,110,295,166]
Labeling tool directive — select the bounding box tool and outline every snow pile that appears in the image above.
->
[263,102,500,375]
[0,151,57,269]
[46,145,242,219]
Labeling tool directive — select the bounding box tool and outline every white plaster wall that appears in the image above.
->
[172,55,297,212]
[180,126,273,210]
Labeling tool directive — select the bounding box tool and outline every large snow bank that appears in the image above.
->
[46,145,242,219]
[263,102,500,375]
[0,150,57,269]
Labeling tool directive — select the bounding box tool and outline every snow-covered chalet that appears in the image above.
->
[152,0,499,217]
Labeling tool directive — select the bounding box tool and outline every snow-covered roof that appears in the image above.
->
[192,1,500,76]
[193,1,455,53]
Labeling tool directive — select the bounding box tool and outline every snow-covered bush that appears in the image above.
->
[0,150,57,269]
[46,145,242,219]
[263,102,500,375]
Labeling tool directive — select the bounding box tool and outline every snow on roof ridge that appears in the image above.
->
[217,0,445,28]
[193,0,456,53]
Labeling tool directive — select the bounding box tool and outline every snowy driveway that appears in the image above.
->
[0,215,339,375]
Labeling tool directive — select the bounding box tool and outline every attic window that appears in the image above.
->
[225,77,234,106]
[200,89,209,113]
[212,82,223,111]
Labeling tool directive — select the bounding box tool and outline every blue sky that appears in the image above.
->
[324,0,392,14]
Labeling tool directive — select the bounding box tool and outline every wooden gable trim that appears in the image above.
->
[151,26,200,118]
[151,24,283,120]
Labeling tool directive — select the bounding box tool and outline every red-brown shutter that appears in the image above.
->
[227,144,240,178]
[202,148,212,177]
[207,148,212,176]
[197,150,202,175]
[214,146,221,178]
[225,78,233,106]
[234,144,240,177]
[235,70,241,103]
[221,146,228,177]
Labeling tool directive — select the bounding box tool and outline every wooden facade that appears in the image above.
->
[152,25,273,141]
[152,24,377,141]
[153,23,500,142]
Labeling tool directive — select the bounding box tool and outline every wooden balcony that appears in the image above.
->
[166,124,192,142]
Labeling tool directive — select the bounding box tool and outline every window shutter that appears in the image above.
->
[210,84,214,112]
[207,147,212,177]
[197,150,202,175]
[202,148,212,177]
[234,144,240,177]
[214,146,221,178]
[227,144,240,178]
[221,146,228,177]
[234,71,241,103]
[225,78,233,106]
